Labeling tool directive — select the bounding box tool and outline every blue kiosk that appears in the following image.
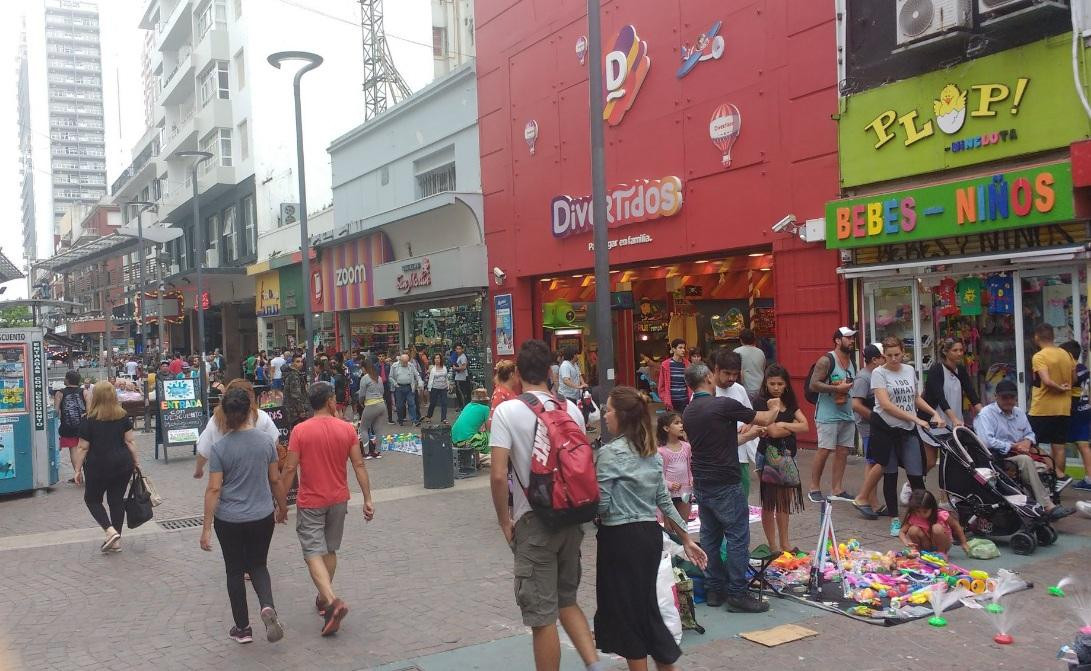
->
[0,327,59,495]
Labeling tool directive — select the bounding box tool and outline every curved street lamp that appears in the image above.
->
[126,199,157,363]
[174,150,213,418]
[268,51,323,378]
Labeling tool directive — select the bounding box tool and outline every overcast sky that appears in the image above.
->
[0,0,436,299]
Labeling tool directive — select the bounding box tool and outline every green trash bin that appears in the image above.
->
[422,425,454,489]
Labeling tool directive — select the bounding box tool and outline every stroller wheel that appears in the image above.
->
[1035,525,1058,547]
[1010,531,1037,556]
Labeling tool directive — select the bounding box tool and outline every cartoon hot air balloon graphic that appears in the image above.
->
[709,103,741,168]
[524,120,539,155]
[575,35,588,65]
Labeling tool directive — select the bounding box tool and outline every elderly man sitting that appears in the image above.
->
[975,380,1074,521]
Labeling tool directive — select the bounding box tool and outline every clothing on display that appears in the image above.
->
[986,274,1014,315]
[956,277,984,317]
[935,278,958,317]
[410,299,486,384]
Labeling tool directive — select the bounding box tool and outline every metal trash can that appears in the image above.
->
[421,425,454,489]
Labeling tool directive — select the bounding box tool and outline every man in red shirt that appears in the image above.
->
[168,353,184,376]
[278,383,375,636]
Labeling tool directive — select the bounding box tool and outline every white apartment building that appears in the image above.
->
[110,0,363,369]
[18,0,109,283]
[431,0,475,79]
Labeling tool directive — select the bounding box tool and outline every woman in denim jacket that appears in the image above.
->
[595,386,707,671]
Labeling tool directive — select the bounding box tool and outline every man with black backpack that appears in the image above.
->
[489,339,607,671]
[54,370,88,483]
[806,326,858,504]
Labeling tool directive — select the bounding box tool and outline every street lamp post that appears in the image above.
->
[175,150,213,418]
[268,51,323,380]
[127,199,157,432]
[588,0,614,431]
[126,201,157,362]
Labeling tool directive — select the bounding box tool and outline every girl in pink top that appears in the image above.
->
[899,489,970,556]
[656,412,693,521]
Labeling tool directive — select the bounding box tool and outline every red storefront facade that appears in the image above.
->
[476,0,848,386]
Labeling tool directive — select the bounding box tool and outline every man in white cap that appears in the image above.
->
[807,326,858,503]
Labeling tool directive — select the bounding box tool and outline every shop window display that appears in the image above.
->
[351,321,400,354]
[410,297,486,384]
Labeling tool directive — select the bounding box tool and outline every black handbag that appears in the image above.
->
[125,469,154,529]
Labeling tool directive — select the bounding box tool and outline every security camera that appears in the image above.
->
[771,215,796,233]
[492,267,506,285]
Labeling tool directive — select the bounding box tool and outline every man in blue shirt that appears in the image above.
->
[975,380,1073,520]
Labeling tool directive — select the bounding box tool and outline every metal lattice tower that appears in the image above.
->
[359,0,412,120]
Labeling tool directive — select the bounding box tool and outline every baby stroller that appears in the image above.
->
[931,426,1057,555]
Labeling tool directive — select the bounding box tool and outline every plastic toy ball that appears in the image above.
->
[993,634,1013,644]
[985,603,1004,614]
[928,616,947,627]
[1048,586,1065,597]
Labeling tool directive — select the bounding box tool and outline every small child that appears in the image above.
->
[899,489,970,556]
[657,412,693,522]
[754,364,808,554]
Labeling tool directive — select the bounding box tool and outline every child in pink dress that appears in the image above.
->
[657,412,693,522]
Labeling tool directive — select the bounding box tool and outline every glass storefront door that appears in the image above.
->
[864,266,1087,411]
[1014,268,1083,408]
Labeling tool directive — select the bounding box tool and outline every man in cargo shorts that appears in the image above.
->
[489,339,606,671]
[279,383,374,637]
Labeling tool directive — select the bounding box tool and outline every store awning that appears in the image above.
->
[45,331,83,350]
[32,225,181,275]
[0,250,23,283]
[838,244,1089,279]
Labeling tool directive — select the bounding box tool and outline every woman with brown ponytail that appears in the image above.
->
[594,386,707,671]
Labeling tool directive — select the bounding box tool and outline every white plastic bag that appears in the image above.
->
[656,549,683,644]
[585,393,601,427]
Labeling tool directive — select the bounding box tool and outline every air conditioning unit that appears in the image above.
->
[978,0,1069,21]
[896,0,972,46]
[206,248,219,267]
[169,263,179,275]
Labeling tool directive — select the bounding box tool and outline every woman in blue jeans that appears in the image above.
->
[200,389,290,644]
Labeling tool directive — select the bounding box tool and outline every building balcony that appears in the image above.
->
[197,97,232,133]
[158,51,194,107]
[161,110,197,160]
[157,0,192,52]
[192,28,230,74]
[159,164,235,224]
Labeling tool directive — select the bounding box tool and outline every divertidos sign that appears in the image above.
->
[552,176,683,239]
[838,36,1091,187]
[825,162,1074,249]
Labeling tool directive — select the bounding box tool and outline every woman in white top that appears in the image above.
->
[425,354,450,424]
[869,336,945,530]
[194,379,282,479]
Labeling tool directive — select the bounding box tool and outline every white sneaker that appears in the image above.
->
[1076,500,1091,518]
[900,482,912,505]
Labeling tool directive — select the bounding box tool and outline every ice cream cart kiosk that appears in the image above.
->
[0,328,59,495]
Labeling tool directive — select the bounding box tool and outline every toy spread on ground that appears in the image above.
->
[751,539,1032,626]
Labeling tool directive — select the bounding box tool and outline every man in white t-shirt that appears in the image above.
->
[489,339,606,671]
[270,350,287,389]
[124,357,139,378]
[713,349,763,497]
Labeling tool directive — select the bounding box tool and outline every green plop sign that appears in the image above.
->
[825,162,1074,249]
[838,35,1091,187]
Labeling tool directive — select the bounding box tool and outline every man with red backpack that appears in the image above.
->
[490,339,608,671]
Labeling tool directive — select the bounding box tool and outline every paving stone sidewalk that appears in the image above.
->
[0,436,1088,670]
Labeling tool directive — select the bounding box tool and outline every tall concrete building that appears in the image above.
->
[17,0,108,280]
[110,0,362,368]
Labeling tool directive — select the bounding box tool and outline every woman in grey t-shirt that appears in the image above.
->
[200,389,288,644]
[869,337,945,526]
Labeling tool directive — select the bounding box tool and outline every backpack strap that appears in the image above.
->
[512,392,563,494]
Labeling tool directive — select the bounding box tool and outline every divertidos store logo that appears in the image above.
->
[603,25,651,126]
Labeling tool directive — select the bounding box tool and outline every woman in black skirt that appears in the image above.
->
[596,386,707,670]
